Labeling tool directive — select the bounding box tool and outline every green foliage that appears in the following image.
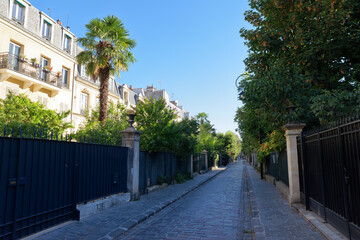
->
[310,86,360,124]
[216,131,242,161]
[156,175,169,185]
[170,118,199,160]
[134,97,177,152]
[75,102,128,145]
[237,0,360,155]
[0,92,72,136]
[257,129,286,163]
[175,172,186,184]
[175,172,192,184]
[77,15,136,122]
[194,113,241,164]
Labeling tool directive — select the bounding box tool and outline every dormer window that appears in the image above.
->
[42,20,52,41]
[63,35,71,53]
[12,1,25,25]
[109,79,114,92]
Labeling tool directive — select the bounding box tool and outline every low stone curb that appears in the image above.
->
[104,167,227,239]
[292,203,348,240]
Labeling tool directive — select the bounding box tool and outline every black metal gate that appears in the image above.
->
[0,135,128,239]
[298,119,360,240]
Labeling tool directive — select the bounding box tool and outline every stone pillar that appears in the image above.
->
[283,123,306,204]
[120,126,142,201]
[202,150,208,171]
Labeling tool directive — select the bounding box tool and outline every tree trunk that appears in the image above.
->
[99,67,110,122]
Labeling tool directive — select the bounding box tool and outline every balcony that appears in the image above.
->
[0,53,68,97]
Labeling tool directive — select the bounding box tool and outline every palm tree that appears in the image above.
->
[195,112,209,125]
[77,15,136,122]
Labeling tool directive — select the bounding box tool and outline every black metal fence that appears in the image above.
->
[138,152,179,194]
[0,133,128,239]
[266,151,289,186]
[193,153,207,174]
[298,119,360,240]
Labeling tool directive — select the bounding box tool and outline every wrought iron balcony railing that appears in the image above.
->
[0,52,68,89]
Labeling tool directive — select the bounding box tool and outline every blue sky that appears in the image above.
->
[32,0,250,134]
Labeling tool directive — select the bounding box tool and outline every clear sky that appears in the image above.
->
[31,0,250,134]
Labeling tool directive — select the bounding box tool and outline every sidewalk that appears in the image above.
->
[245,161,346,240]
[26,167,226,240]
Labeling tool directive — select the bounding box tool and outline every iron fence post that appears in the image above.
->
[337,125,352,239]
[317,131,328,220]
[300,132,310,210]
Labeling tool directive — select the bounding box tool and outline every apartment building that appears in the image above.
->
[0,0,75,124]
[133,85,190,121]
[0,0,189,131]
[0,0,135,131]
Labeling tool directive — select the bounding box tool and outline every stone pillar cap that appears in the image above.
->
[282,123,306,131]
[120,126,142,135]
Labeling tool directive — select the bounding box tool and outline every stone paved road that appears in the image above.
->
[245,163,324,240]
[120,162,249,240]
[120,161,325,240]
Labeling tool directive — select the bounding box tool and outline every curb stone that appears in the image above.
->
[292,203,348,240]
[246,162,347,240]
[104,167,227,239]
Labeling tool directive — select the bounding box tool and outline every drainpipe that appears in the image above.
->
[70,62,76,124]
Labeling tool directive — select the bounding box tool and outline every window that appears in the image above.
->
[77,64,86,77]
[12,1,25,24]
[9,42,21,71]
[124,91,129,105]
[62,67,69,87]
[109,79,114,92]
[80,93,88,115]
[40,57,49,81]
[37,95,48,107]
[42,20,52,40]
[63,35,71,52]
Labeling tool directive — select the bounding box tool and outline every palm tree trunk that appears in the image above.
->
[99,67,110,122]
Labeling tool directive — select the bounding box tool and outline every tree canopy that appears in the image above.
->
[0,92,72,136]
[237,0,360,159]
[75,101,128,145]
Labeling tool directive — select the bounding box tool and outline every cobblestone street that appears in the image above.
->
[121,162,247,240]
[30,161,325,240]
[119,161,324,240]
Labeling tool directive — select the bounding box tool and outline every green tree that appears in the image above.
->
[0,92,72,136]
[170,118,199,160]
[237,0,360,158]
[77,15,136,122]
[195,112,210,126]
[75,102,128,145]
[134,97,177,152]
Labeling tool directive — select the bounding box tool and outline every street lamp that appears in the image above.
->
[286,105,297,124]
[235,75,241,88]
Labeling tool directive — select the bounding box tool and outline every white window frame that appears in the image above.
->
[80,93,88,115]
[63,34,72,53]
[11,0,25,24]
[42,20,52,40]
[39,13,55,43]
[62,67,69,87]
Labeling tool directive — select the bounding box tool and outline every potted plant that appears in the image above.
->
[44,66,51,73]
[56,71,61,77]
[18,54,27,62]
[30,58,40,68]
